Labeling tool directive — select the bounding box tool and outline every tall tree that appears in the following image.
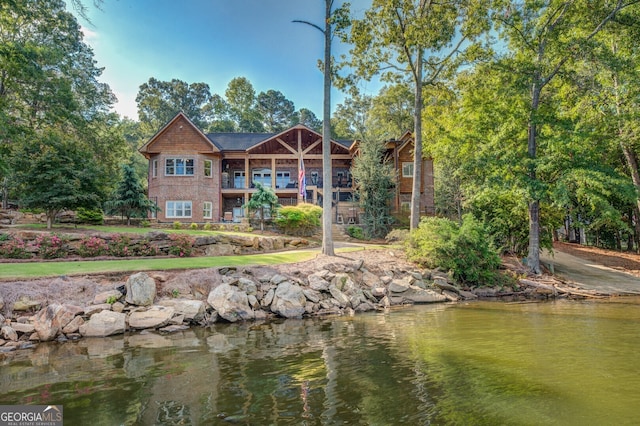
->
[106,163,158,225]
[256,89,296,132]
[351,138,396,238]
[225,77,264,132]
[294,108,322,132]
[12,130,104,228]
[348,0,490,230]
[494,0,640,273]
[294,0,350,256]
[136,78,213,135]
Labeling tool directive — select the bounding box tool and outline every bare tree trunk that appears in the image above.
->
[410,50,424,230]
[527,81,542,274]
[321,0,334,256]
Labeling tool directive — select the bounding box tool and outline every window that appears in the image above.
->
[402,162,414,178]
[276,171,290,188]
[234,171,246,189]
[252,168,272,187]
[152,159,158,178]
[165,158,194,176]
[203,201,213,219]
[401,201,411,212]
[166,201,192,218]
[204,160,212,177]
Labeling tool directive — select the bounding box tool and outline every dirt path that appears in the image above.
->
[540,247,640,296]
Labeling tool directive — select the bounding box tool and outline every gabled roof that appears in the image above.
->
[139,112,219,155]
[207,132,276,151]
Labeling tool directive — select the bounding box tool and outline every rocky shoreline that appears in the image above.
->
[0,250,573,353]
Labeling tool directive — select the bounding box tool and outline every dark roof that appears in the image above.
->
[206,132,276,151]
[207,132,354,151]
[336,139,353,148]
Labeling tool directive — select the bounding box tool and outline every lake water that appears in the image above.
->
[1,299,639,425]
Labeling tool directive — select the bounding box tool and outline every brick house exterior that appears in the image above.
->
[139,112,434,223]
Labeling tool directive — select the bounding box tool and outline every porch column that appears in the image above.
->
[244,157,249,189]
[271,158,276,189]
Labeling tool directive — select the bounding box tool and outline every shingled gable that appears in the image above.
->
[138,112,219,158]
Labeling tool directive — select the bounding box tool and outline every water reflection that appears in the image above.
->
[1,300,639,425]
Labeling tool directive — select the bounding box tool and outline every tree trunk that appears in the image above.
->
[46,210,57,230]
[527,82,542,274]
[410,49,424,230]
[321,0,334,256]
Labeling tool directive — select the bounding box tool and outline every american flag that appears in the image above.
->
[299,154,306,199]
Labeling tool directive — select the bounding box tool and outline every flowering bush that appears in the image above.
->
[34,234,68,259]
[168,234,195,257]
[0,237,32,259]
[108,234,132,257]
[134,239,158,256]
[77,236,109,257]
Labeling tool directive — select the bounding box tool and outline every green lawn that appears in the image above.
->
[0,246,377,280]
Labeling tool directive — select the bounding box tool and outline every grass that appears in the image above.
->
[0,246,378,280]
[19,223,267,238]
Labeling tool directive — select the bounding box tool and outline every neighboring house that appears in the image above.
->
[139,112,434,223]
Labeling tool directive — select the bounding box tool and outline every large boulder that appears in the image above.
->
[402,287,447,304]
[157,299,206,322]
[33,304,81,341]
[388,276,412,293]
[271,281,306,318]
[125,272,156,306]
[207,284,254,322]
[329,285,350,308]
[308,273,330,291]
[129,306,175,329]
[79,310,126,337]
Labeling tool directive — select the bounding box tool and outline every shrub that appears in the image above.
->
[108,234,132,257]
[0,237,32,259]
[406,215,501,286]
[203,222,213,231]
[34,233,68,259]
[76,207,104,225]
[168,233,195,257]
[385,229,409,244]
[77,236,109,257]
[275,203,322,236]
[0,233,9,242]
[347,226,364,239]
[172,221,182,230]
[189,222,199,230]
[134,239,158,256]
[140,220,151,228]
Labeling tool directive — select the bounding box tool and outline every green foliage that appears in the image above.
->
[168,234,195,257]
[347,226,364,240]
[203,222,213,231]
[275,203,322,236]
[244,181,280,231]
[108,234,132,257]
[140,220,151,228]
[77,236,109,257]
[0,236,31,259]
[105,163,158,225]
[189,222,199,230]
[106,295,118,305]
[406,215,501,286]
[34,234,68,259]
[385,229,409,244]
[12,130,104,229]
[133,239,158,257]
[76,208,104,225]
[171,289,180,298]
[351,139,395,238]
[172,221,182,230]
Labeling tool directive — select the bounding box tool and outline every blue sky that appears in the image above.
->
[71,0,377,121]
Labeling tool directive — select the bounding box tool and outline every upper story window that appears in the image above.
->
[402,162,414,178]
[165,158,194,176]
[204,160,212,177]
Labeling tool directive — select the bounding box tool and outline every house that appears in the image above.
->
[138,112,434,223]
